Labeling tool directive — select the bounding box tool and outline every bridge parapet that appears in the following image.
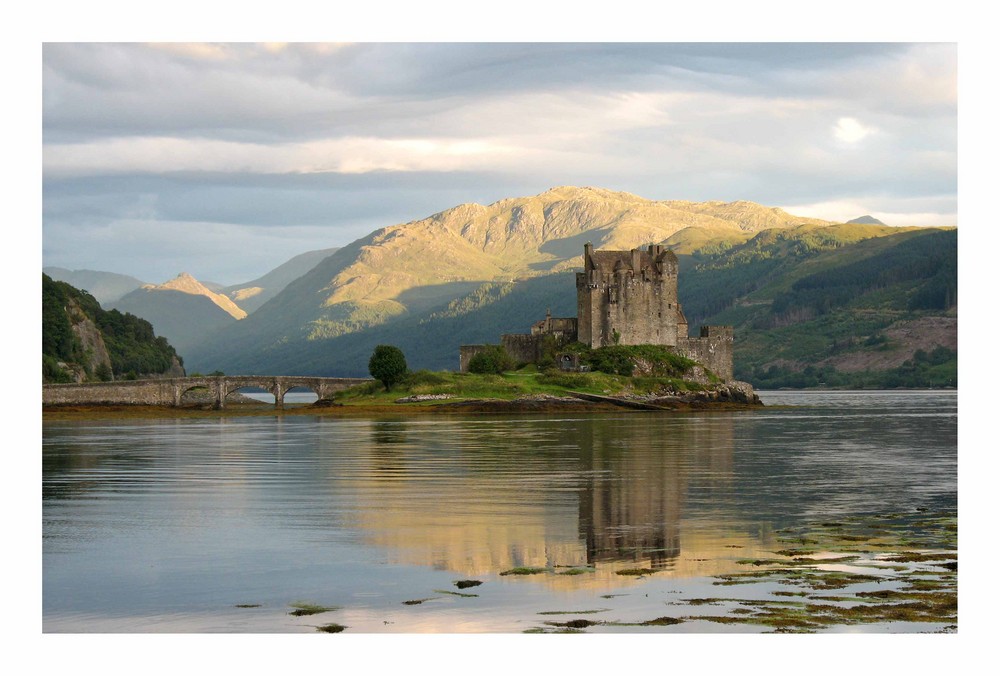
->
[43,376,372,409]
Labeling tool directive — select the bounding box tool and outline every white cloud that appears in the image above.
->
[833,117,876,144]
[43,135,537,176]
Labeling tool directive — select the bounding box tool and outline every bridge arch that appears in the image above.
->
[175,378,217,407]
[280,385,320,405]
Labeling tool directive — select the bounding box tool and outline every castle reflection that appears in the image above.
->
[346,414,774,587]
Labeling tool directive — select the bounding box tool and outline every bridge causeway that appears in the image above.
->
[42,375,372,409]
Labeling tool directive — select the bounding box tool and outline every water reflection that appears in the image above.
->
[339,415,774,585]
[43,395,957,628]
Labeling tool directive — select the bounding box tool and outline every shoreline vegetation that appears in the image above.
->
[42,365,763,419]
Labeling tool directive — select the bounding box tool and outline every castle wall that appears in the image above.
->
[501,334,544,366]
[531,316,577,338]
[676,326,734,381]
[459,345,490,373]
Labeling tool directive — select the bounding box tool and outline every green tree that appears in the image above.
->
[368,344,408,391]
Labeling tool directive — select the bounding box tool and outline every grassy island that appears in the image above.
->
[328,355,759,413]
[338,365,702,404]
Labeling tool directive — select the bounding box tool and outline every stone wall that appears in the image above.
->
[459,345,489,373]
[501,334,544,366]
[43,379,185,406]
[677,326,734,381]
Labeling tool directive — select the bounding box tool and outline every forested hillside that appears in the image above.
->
[680,227,957,388]
[43,274,183,383]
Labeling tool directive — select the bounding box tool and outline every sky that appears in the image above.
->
[41,41,958,285]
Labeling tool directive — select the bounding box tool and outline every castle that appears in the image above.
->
[460,243,734,380]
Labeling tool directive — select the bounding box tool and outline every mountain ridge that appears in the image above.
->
[182,187,946,378]
[148,272,248,319]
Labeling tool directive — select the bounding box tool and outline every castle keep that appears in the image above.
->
[460,244,733,381]
[577,242,685,348]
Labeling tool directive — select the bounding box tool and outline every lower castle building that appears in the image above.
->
[460,243,733,381]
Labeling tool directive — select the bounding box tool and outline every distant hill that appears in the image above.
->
[221,247,340,314]
[110,272,246,357]
[184,186,831,372]
[43,267,145,305]
[43,274,183,383]
[847,215,887,225]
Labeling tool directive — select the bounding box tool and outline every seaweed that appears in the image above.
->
[499,567,549,576]
[288,602,339,617]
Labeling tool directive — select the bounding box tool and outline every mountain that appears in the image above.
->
[847,215,887,225]
[43,274,183,383]
[42,267,145,305]
[220,247,340,314]
[184,223,957,386]
[111,272,247,357]
[678,225,956,387]
[184,186,832,372]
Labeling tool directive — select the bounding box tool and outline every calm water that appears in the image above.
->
[42,391,957,633]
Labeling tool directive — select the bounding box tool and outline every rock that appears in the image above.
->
[394,394,454,403]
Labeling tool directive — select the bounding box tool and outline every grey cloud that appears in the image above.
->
[44,43,928,144]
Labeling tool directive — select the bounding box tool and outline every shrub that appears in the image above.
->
[584,345,697,378]
[368,345,408,391]
[467,345,514,374]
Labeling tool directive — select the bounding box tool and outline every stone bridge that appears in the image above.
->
[42,375,372,409]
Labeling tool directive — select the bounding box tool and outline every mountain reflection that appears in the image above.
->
[351,414,769,584]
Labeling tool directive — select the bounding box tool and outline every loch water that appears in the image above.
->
[42,391,957,633]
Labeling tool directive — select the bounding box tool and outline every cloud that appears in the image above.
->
[44,135,545,176]
[780,197,956,227]
[833,117,876,144]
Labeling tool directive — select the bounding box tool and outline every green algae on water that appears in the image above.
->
[402,597,438,605]
[616,568,657,576]
[434,589,479,597]
[538,609,608,615]
[288,601,340,617]
[499,567,549,576]
[557,567,595,576]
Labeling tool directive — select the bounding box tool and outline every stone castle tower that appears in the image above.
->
[460,243,734,381]
[576,242,688,348]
